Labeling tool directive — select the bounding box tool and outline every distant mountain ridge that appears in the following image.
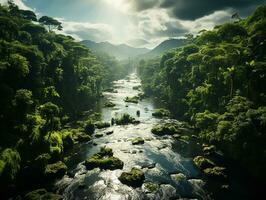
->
[81,40,149,60]
[142,39,186,59]
[81,38,186,60]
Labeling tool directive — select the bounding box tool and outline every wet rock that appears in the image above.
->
[93,142,98,146]
[124,96,139,103]
[84,147,124,170]
[119,167,145,187]
[78,182,86,189]
[143,182,159,193]
[202,144,216,156]
[141,162,156,169]
[151,123,181,136]
[158,184,177,199]
[44,161,67,180]
[104,102,116,107]
[105,130,114,135]
[95,133,104,138]
[115,113,136,125]
[24,189,63,200]
[188,179,206,188]
[131,150,137,154]
[158,143,168,150]
[171,173,187,183]
[94,121,110,129]
[74,132,91,142]
[193,156,215,170]
[132,137,145,145]
[203,167,227,180]
[152,109,170,118]
[136,110,140,117]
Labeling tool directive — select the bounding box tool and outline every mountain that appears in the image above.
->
[81,40,149,60]
[142,39,186,59]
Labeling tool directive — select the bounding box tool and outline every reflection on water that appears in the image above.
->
[56,73,209,200]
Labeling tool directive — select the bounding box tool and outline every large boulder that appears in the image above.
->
[131,137,145,145]
[44,161,67,180]
[119,167,145,187]
[193,156,215,170]
[84,147,124,170]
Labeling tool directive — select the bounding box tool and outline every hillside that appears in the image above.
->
[81,40,149,60]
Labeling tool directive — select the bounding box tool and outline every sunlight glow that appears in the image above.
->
[103,0,130,13]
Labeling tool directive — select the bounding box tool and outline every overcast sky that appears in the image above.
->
[2,0,265,48]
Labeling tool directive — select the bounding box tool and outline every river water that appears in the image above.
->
[56,73,209,200]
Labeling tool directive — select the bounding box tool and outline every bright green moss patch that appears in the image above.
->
[119,167,145,187]
[85,147,124,170]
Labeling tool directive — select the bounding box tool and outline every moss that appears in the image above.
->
[203,167,227,179]
[119,167,145,187]
[193,156,215,170]
[0,148,21,181]
[44,161,67,180]
[95,121,110,129]
[151,123,180,136]
[104,102,116,107]
[124,96,139,104]
[202,144,216,155]
[143,182,159,193]
[84,120,95,135]
[172,173,187,182]
[73,132,91,142]
[131,137,145,145]
[115,113,136,125]
[152,109,170,118]
[61,130,74,150]
[85,147,123,170]
[24,189,63,200]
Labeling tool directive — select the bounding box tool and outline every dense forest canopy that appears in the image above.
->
[138,4,266,181]
[0,0,266,199]
[0,1,129,195]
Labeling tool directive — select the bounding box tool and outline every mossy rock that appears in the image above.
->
[44,161,67,180]
[74,132,91,142]
[152,109,170,118]
[171,173,187,182]
[203,167,227,179]
[124,96,139,104]
[24,189,63,200]
[104,102,116,107]
[193,156,215,170]
[95,133,104,138]
[115,113,136,125]
[84,120,95,135]
[95,121,110,129]
[119,167,145,187]
[132,137,145,145]
[143,182,159,193]
[202,145,216,155]
[84,147,123,170]
[151,123,180,136]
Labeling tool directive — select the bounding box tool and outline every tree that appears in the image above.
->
[39,102,60,136]
[19,10,37,21]
[39,16,62,32]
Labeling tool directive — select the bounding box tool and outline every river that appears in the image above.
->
[55,72,209,200]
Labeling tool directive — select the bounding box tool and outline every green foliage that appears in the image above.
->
[0,148,21,182]
[114,113,136,125]
[138,5,266,180]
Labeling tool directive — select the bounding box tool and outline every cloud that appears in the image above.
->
[180,9,233,34]
[0,0,32,10]
[126,38,150,48]
[160,0,265,20]
[58,20,114,42]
